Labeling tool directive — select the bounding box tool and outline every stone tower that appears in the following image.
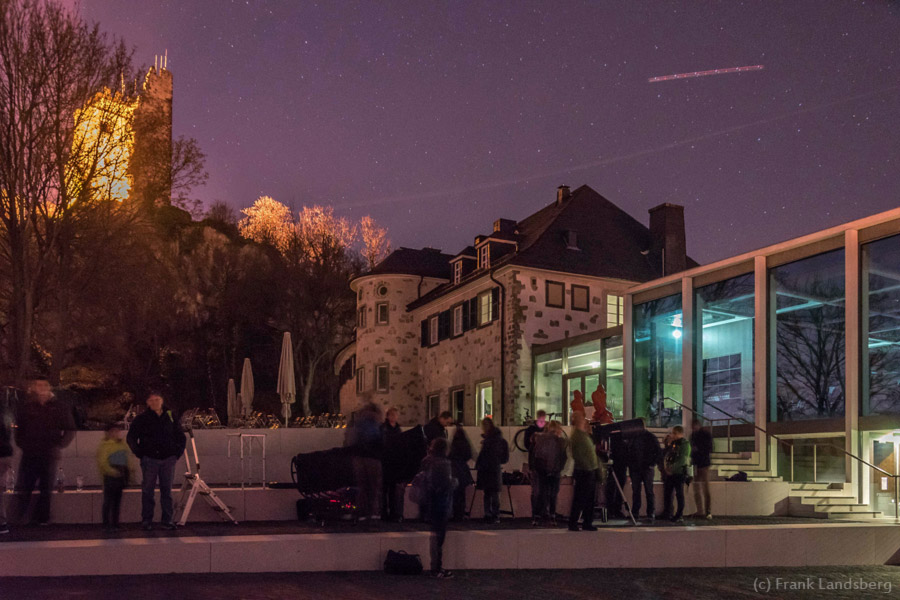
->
[129,59,173,207]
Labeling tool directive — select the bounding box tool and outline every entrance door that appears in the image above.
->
[871,438,899,515]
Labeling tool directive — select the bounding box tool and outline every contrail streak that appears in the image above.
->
[338,84,900,210]
[648,64,765,83]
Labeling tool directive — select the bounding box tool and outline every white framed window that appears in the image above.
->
[606,294,624,327]
[478,290,493,325]
[375,364,389,392]
[429,315,439,345]
[376,302,389,325]
[453,305,464,336]
[478,244,490,269]
[357,306,366,328]
[450,387,465,425]
[476,381,493,421]
[453,261,463,284]
[356,367,365,393]
[427,393,441,419]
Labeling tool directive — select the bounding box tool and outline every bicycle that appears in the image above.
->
[512,412,566,452]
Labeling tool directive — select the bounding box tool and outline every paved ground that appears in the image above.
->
[1,567,898,599]
[0,515,852,543]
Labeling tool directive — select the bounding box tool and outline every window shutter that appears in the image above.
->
[438,310,451,341]
[461,302,469,331]
[491,287,500,321]
[421,320,428,347]
[468,297,478,329]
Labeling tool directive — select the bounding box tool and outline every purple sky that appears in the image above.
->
[71,1,899,264]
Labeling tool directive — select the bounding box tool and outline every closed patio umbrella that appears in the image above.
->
[277,332,296,426]
[226,378,238,425]
[240,358,254,417]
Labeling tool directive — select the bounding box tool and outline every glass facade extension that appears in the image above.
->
[862,233,900,416]
[633,294,683,427]
[695,273,755,423]
[533,335,623,424]
[770,249,846,421]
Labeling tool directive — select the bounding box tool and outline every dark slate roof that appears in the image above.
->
[452,246,477,259]
[362,247,454,280]
[406,185,698,311]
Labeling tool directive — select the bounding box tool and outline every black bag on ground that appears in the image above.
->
[384,550,424,575]
[726,471,748,482]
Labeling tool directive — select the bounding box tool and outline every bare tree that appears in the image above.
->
[359,215,391,270]
[0,0,132,381]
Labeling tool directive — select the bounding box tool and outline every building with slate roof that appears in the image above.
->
[335,184,695,425]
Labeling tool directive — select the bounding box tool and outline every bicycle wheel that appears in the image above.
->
[513,428,529,453]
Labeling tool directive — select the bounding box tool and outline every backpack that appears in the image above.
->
[384,550,423,575]
[408,470,428,505]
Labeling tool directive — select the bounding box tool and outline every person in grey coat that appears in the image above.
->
[475,417,508,523]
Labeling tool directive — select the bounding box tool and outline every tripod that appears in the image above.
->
[176,428,239,526]
[603,459,637,526]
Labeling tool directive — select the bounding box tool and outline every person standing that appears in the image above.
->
[448,425,474,521]
[568,414,599,531]
[628,421,661,521]
[345,401,383,521]
[419,437,457,579]
[380,408,404,522]
[690,419,714,519]
[15,376,76,526]
[475,417,508,524]
[524,409,547,522]
[0,389,14,534]
[127,392,186,531]
[662,425,692,523]
[96,422,132,532]
[531,420,567,525]
[423,411,453,445]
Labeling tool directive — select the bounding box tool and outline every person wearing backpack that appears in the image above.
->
[690,419,714,520]
[661,425,691,524]
[568,413,600,531]
[530,420,567,525]
[475,417,508,523]
[419,437,457,579]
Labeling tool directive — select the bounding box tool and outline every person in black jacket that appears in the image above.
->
[423,411,453,444]
[475,417,509,523]
[690,420,714,519]
[346,401,383,520]
[15,376,76,526]
[628,422,661,521]
[420,437,457,578]
[126,392,186,530]
[448,425,474,520]
[380,408,404,521]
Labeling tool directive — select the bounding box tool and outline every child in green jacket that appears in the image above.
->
[96,422,132,532]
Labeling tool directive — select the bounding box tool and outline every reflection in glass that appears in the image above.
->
[534,350,563,420]
[770,249,845,421]
[862,234,900,416]
[633,294,683,426]
[695,273,755,423]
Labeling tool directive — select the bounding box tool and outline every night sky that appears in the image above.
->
[69,1,899,264]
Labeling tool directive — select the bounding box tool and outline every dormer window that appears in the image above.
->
[478,244,490,269]
[453,260,463,284]
[565,230,579,250]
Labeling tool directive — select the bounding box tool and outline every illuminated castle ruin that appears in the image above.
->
[71,54,173,206]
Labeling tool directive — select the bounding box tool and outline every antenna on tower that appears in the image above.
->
[164,49,168,70]
[154,55,158,71]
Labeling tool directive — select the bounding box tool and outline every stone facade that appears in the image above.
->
[342,265,634,426]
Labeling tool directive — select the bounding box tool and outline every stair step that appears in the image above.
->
[824,511,883,519]
[789,482,833,490]
[789,490,855,498]
[800,496,860,506]
[816,504,878,513]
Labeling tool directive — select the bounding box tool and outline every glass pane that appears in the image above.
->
[632,293,683,427]
[534,350,563,423]
[477,382,493,421]
[863,234,900,416]
[567,339,603,373]
[605,336,624,421]
[869,439,898,515]
[695,273,755,423]
[771,249,845,421]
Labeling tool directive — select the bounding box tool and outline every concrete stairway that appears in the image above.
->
[788,482,883,519]
[709,451,783,482]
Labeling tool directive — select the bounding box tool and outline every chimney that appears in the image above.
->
[493,218,516,235]
[648,203,687,276]
[556,185,570,205]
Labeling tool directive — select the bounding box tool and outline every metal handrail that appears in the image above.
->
[658,396,899,520]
